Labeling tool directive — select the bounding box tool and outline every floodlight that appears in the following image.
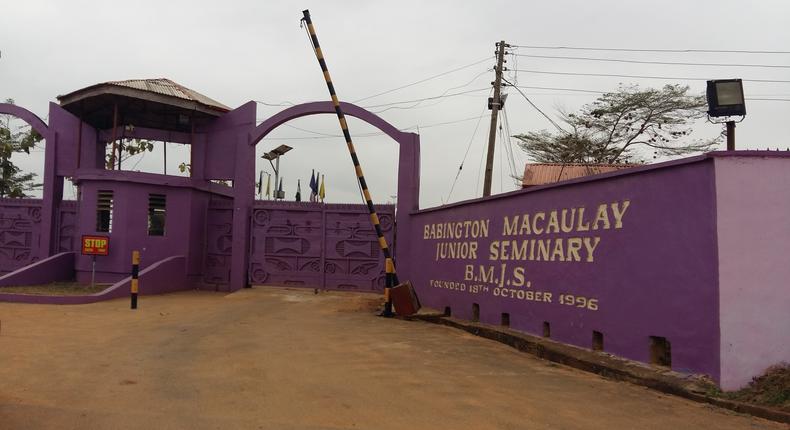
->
[706,79,746,117]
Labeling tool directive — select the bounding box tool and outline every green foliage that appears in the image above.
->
[178,162,191,174]
[0,98,43,198]
[514,84,721,164]
[107,138,154,169]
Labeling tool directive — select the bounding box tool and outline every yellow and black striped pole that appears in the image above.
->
[130,250,140,309]
[302,10,398,316]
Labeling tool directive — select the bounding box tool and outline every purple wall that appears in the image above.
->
[0,252,74,287]
[0,255,188,305]
[0,198,44,274]
[406,157,721,380]
[714,154,790,390]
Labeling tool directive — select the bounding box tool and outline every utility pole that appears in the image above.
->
[483,40,507,197]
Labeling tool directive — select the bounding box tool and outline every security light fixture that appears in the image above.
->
[706,79,745,151]
[706,79,746,118]
[262,144,293,160]
[261,145,293,200]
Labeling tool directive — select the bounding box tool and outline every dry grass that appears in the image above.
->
[0,282,109,296]
[722,364,790,412]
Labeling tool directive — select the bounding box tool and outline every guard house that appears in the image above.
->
[56,79,234,286]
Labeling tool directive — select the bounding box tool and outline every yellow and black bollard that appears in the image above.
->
[302,9,399,316]
[130,250,139,309]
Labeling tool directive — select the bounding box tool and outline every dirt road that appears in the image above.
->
[0,287,783,429]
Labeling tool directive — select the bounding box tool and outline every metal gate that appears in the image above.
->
[247,201,395,291]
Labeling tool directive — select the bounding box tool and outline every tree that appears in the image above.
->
[0,99,43,198]
[514,84,721,164]
[106,138,154,170]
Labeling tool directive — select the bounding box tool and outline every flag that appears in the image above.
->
[295,179,302,202]
[309,169,318,202]
[257,171,263,197]
[319,174,326,201]
[265,174,271,199]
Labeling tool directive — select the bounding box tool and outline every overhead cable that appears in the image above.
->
[352,57,492,103]
[513,69,790,83]
[514,54,790,69]
[502,77,565,133]
[510,45,790,55]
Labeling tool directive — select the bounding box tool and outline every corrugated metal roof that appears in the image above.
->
[522,163,638,187]
[105,78,230,111]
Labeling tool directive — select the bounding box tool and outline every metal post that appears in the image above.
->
[130,250,140,309]
[726,121,735,151]
[274,155,280,199]
[109,103,118,170]
[91,255,96,289]
[302,10,399,316]
[483,40,506,197]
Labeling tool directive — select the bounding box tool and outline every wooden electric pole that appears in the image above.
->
[483,40,507,197]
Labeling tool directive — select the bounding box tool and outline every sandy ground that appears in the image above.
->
[0,287,784,430]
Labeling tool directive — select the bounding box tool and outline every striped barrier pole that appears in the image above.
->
[130,250,139,309]
[301,10,398,316]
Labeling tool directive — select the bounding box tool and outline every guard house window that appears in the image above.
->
[96,190,113,232]
[148,194,167,236]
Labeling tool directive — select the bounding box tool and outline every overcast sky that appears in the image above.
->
[2,1,789,207]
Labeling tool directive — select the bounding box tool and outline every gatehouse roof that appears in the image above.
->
[57,78,230,132]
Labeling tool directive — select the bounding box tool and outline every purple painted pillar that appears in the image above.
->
[394,132,420,282]
[204,101,257,292]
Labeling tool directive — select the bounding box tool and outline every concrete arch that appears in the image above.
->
[0,103,51,140]
[251,101,411,147]
[227,101,421,291]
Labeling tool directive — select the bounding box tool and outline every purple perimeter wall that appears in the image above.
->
[407,157,721,381]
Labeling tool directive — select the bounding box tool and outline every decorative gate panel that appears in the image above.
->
[0,198,43,274]
[324,205,395,291]
[248,201,395,291]
[57,200,78,253]
[204,198,234,285]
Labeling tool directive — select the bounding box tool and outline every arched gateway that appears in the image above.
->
[0,81,420,295]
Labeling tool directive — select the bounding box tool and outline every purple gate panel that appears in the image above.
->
[250,202,323,287]
[204,198,234,285]
[407,159,721,380]
[248,201,395,290]
[0,198,43,274]
[324,204,395,291]
[57,200,78,253]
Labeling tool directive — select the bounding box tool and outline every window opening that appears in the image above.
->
[96,190,113,232]
[148,193,167,236]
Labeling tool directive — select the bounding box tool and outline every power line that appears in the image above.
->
[352,57,492,103]
[262,114,488,141]
[513,69,790,83]
[255,100,296,107]
[446,91,491,202]
[512,85,604,94]
[510,45,790,55]
[501,77,565,133]
[514,53,790,69]
[364,87,489,110]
